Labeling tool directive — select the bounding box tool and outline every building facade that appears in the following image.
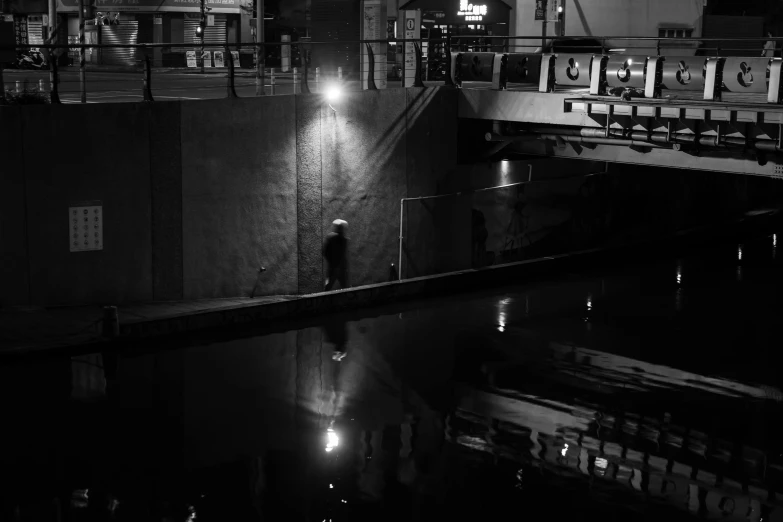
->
[512,0,705,55]
[1,0,248,66]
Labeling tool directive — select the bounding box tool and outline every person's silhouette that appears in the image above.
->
[323,219,349,291]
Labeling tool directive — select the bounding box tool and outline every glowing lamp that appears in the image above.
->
[324,84,342,103]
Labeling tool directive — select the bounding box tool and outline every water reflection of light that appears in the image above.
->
[736,266,743,282]
[561,443,569,457]
[498,298,508,332]
[676,261,682,285]
[584,294,593,322]
[325,428,339,452]
[737,245,743,261]
[596,457,608,469]
[774,234,778,259]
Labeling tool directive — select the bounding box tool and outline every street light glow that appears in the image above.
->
[325,84,342,103]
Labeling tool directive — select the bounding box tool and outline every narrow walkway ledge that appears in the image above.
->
[1,209,780,359]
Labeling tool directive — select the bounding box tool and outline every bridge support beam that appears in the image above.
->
[508,137,783,179]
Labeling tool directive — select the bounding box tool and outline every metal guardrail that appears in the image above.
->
[0,38,433,104]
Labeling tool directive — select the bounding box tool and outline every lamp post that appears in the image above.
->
[558,0,565,37]
[78,0,85,102]
[541,0,547,52]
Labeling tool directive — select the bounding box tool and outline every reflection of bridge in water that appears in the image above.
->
[444,339,783,521]
[454,37,783,178]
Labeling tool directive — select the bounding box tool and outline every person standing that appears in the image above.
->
[323,219,349,291]
[763,32,776,57]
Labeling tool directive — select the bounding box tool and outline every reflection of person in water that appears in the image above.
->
[323,316,348,362]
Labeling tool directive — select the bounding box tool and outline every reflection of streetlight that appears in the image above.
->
[325,427,339,452]
[497,298,508,332]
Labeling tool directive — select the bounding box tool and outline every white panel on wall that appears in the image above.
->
[69,204,103,252]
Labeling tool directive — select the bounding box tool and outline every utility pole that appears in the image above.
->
[78,0,85,102]
[199,0,205,73]
[255,0,265,95]
[48,0,56,62]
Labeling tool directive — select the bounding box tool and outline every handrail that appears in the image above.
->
[398,166,534,281]
[4,35,780,52]
[0,38,429,51]
[450,35,783,42]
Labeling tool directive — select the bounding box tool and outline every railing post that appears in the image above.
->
[365,42,377,90]
[226,45,238,98]
[293,67,299,94]
[413,42,425,87]
[49,59,61,104]
[143,55,154,102]
[270,70,276,95]
[301,47,311,94]
[444,35,455,87]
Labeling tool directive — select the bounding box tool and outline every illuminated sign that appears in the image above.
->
[458,0,487,21]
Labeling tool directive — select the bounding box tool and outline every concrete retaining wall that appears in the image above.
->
[2,88,782,308]
[0,88,464,307]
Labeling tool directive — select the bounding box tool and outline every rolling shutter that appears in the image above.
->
[100,21,139,66]
[184,14,227,51]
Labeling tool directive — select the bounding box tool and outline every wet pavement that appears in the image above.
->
[1,230,782,521]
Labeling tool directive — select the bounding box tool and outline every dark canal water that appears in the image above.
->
[2,229,782,521]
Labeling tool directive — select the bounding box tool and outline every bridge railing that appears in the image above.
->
[0,38,435,104]
[447,35,783,105]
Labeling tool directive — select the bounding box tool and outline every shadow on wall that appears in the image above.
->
[322,87,465,287]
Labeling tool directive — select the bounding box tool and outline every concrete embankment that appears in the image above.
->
[1,208,779,360]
